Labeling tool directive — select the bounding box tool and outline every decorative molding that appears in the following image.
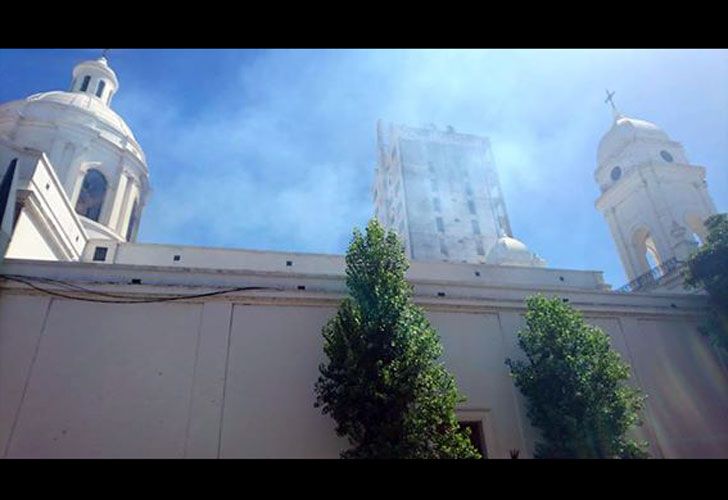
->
[14,189,78,260]
[0,257,709,319]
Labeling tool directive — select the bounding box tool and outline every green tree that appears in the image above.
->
[314,219,479,459]
[506,295,648,458]
[683,213,728,362]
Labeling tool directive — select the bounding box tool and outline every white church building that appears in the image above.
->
[0,55,726,458]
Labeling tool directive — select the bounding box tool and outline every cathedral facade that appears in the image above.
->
[0,55,726,458]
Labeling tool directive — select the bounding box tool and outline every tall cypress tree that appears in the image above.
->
[315,219,479,458]
[506,295,649,458]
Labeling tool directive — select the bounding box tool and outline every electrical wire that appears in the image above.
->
[0,274,284,304]
[7,274,141,299]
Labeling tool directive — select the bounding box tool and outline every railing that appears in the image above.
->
[615,257,682,293]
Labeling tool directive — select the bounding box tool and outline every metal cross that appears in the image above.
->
[604,89,616,110]
[101,48,111,59]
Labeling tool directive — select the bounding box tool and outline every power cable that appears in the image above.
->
[0,274,284,304]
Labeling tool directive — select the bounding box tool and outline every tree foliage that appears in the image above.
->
[506,295,648,458]
[314,219,479,459]
[683,213,728,361]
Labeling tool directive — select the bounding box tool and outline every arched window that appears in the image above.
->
[80,75,91,92]
[645,240,660,271]
[1,159,18,226]
[96,80,106,98]
[75,169,107,222]
[632,227,663,276]
[126,199,139,241]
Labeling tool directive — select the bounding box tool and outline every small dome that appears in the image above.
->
[486,236,546,267]
[597,115,670,166]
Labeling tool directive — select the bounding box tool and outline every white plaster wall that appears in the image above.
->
[430,310,525,457]
[95,241,606,291]
[2,298,202,458]
[184,302,233,458]
[220,305,347,458]
[23,155,88,255]
[1,284,724,458]
[1,149,90,262]
[0,294,51,455]
[495,310,536,456]
[584,316,662,457]
[5,212,59,261]
[0,295,538,459]
[619,317,728,458]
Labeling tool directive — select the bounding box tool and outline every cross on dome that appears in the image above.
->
[604,89,622,120]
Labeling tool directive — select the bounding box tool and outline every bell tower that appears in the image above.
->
[595,92,717,290]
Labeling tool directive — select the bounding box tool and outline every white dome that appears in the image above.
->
[0,91,145,164]
[486,236,546,267]
[597,115,670,166]
[27,91,135,139]
[0,56,144,164]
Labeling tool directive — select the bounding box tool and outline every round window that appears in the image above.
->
[610,166,622,181]
[660,150,674,162]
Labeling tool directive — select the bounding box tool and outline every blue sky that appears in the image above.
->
[1,49,726,287]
